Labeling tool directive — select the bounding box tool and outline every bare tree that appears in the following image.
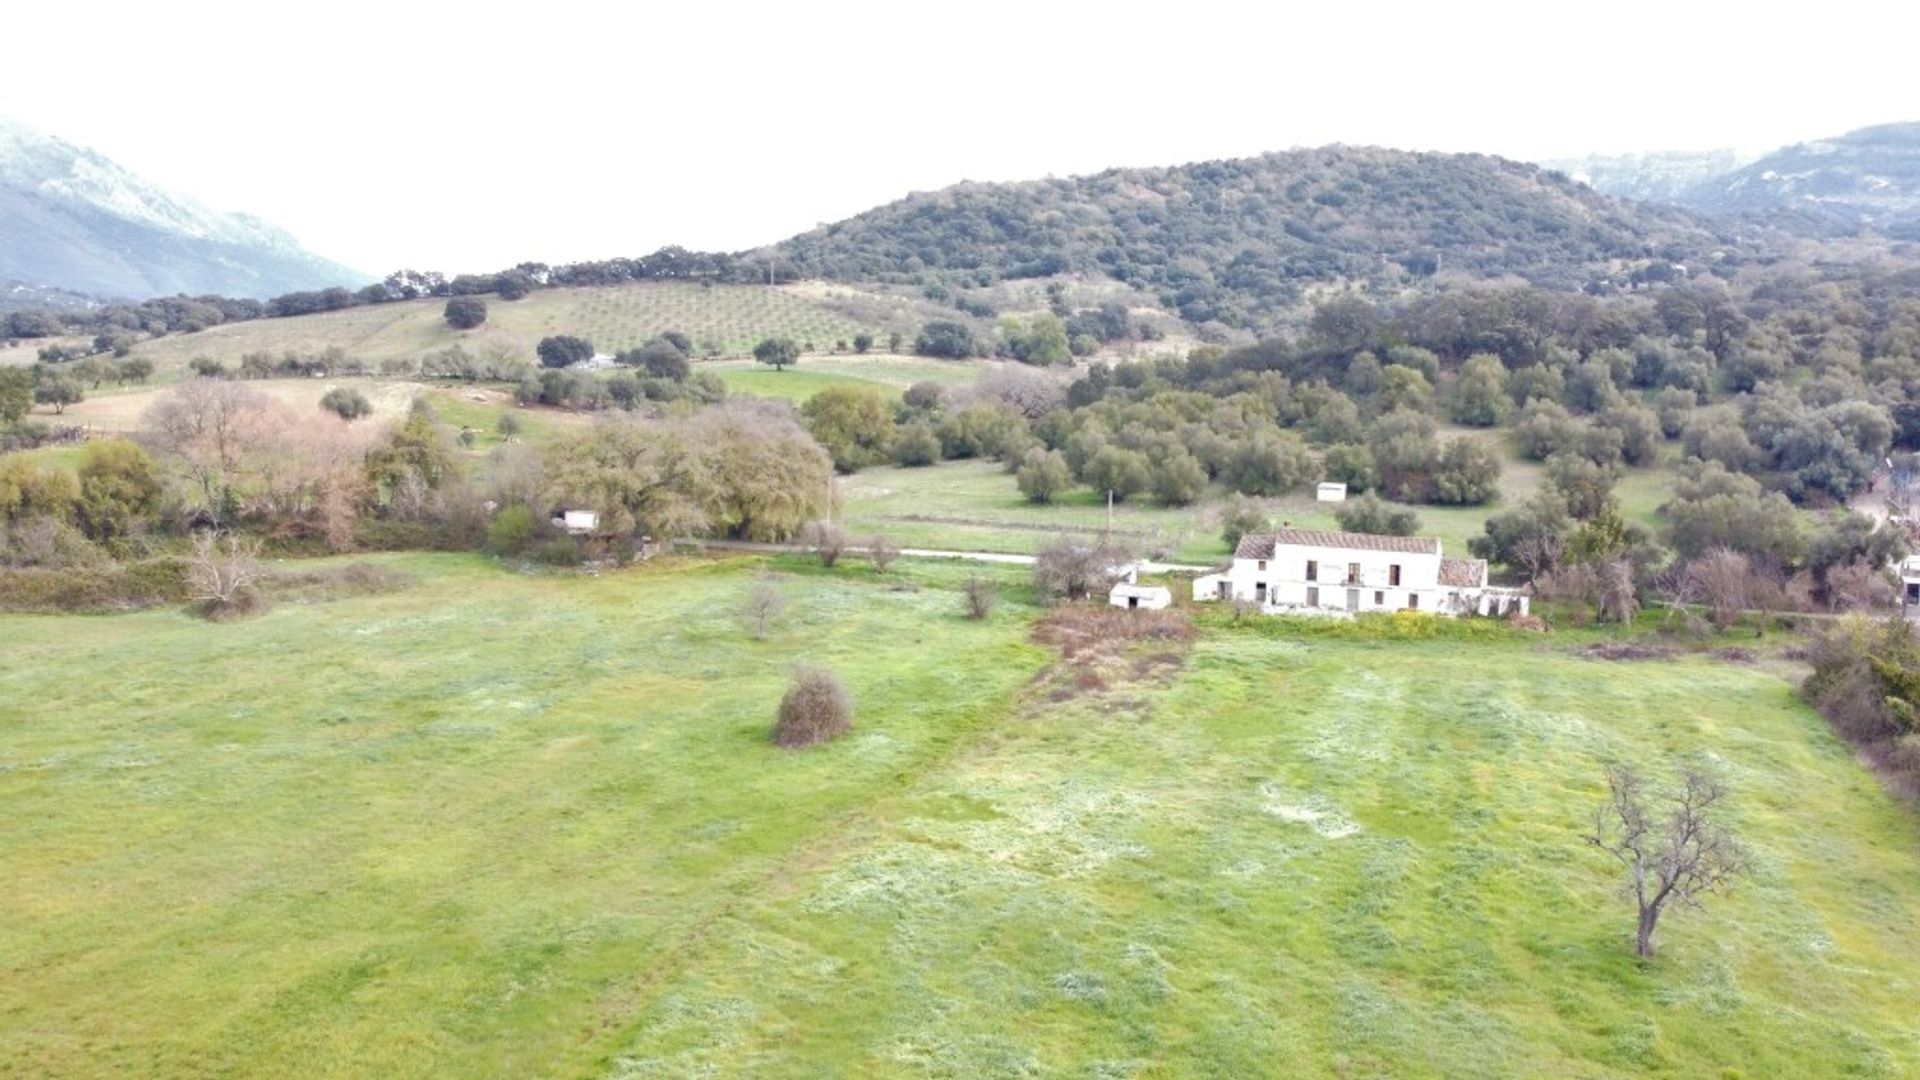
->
[866,533,901,574]
[960,368,1067,420]
[1826,559,1896,614]
[188,531,266,617]
[1650,565,1700,629]
[143,378,276,523]
[1587,765,1746,958]
[961,574,999,620]
[1596,558,1640,625]
[740,574,789,640]
[800,520,849,568]
[1687,547,1752,628]
[1033,541,1132,603]
[1514,533,1565,586]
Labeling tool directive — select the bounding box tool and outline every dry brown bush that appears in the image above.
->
[188,531,267,619]
[773,667,854,748]
[801,521,849,567]
[1688,547,1753,628]
[1028,604,1197,702]
[263,562,415,603]
[740,573,789,640]
[961,574,998,620]
[866,533,900,574]
[1032,605,1195,660]
[1577,642,1673,662]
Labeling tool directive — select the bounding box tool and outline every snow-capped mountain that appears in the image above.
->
[0,118,365,302]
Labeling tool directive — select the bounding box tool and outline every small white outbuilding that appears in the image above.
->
[1110,583,1172,611]
[1316,482,1348,503]
[552,510,600,535]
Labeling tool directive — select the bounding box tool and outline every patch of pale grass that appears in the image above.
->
[1258,781,1362,839]
[903,779,1156,878]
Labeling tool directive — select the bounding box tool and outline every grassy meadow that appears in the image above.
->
[837,439,1656,565]
[4,553,1920,1076]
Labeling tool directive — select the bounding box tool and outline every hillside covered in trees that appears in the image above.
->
[766,146,1771,334]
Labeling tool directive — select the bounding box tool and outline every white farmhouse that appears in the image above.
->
[1191,526,1527,617]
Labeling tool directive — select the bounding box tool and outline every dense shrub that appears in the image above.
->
[915,320,977,358]
[892,422,941,466]
[443,296,488,329]
[1802,616,1920,792]
[536,335,595,369]
[486,504,538,556]
[1334,492,1420,536]
[261,562,414,603]
[0,556,189,613]
[773,667,854,748]
[319,387,374,421]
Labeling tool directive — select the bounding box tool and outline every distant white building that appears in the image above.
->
[1901,555,1920,609]
[1191,527,1527,618]
[1316,482,1348,503]
[1110,583,1172,611]
[552,510,600,535]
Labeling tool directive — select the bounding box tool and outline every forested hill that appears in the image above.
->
[768,146,1754,332]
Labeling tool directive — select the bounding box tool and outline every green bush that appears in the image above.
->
[486,505,537,557]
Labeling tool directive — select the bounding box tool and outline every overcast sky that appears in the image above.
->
[5,0,1914,276]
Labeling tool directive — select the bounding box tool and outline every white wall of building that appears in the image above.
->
[1194,538,1525,618]
[1228,544,1444,612]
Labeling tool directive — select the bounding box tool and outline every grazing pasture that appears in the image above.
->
[3,554,1920,1077]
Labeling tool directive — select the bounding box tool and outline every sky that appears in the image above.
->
[4,0,1915,276]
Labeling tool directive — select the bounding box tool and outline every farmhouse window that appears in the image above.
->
[1306,586,1319,606]
[1408,593,1420,610]
[1389,564,1402,586]
[1257,559,1267,572]
[1305,560,1317,581]
[1374,590,1384,606]
[1346,562,1361,585]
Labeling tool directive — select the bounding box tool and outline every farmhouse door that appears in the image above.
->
[1345,588,1359,611]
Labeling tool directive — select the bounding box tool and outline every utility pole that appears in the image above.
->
[1107,489,1114,535]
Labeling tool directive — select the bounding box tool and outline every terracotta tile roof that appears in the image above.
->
[1439,557,1487,588]
[1236,528,1441,559]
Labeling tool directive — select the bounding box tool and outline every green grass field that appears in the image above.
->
[707,354,992,403]
[837,443,1580,564]
[117,282,927,378]
[4,553,1919,1076]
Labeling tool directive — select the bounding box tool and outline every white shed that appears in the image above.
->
[1110,583,1172,611]
[1316,482,1348,503]
[552,510,599,535]
[1902,555,1920,608]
